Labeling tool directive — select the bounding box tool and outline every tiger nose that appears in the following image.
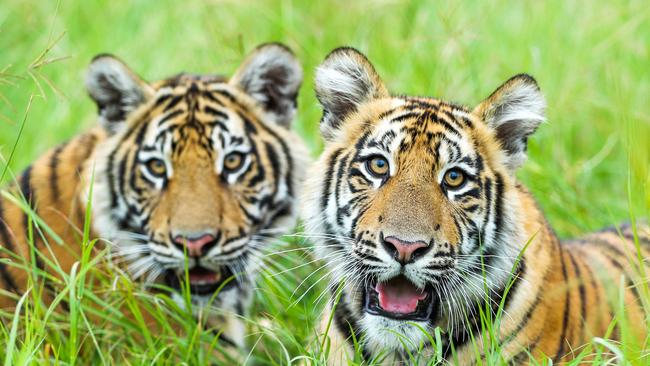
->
[172,232,217,257]
[382,236,430,264]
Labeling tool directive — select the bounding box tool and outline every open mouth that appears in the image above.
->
[165,266,236,296]
[364,275,436,321]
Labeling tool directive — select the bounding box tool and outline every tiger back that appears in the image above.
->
[0,43,308,351]
[301,47,649,364]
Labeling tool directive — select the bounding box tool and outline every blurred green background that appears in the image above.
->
[2,0,650,236]
[2,0,648,239]
[1,0,649,363]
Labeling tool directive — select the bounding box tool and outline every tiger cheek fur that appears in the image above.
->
[302,47,649,365]
[0,43,308,352]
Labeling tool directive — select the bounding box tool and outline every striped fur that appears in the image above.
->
[0,43,308,350]
[302,47,649,364]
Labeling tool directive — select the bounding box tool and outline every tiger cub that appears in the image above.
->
[0,43,307,350]
[301,47,649,364]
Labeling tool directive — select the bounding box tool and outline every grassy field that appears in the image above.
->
[1,0,649,364]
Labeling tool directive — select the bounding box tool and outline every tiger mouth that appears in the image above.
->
[164,266,237,296]
[364,275,436,321]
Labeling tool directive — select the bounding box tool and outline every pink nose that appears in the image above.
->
[173,233,216,257]
[383,236,429,264]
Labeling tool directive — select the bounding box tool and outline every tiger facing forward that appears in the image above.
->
[0,43,307,349]
[301,47,649,364]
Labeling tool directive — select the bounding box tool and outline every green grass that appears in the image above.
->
[1,0,648,365]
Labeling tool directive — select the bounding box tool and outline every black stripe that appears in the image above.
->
[0,198,15,253]
[48,144,65,202]
[493,173,505,243]
[389,112,420,123]
[585,237,626,257]
[237,202,261,226]
[0,198,19,292]
[567,250,586,338]
[442,109,473,129]
[478,177,493,250]
[153,93,172,108]
[460,188,480,199]
[264,142,281,200]
[210,329,238,348]
[554,245,570,362]
[427,112,462,137]
[107,121,148,209]
[334,152,351,227]
[376,107,402,121]
[581,252,602,318]
[20,166,34,236]
[253,120,294,197]
[321,149,343,212]
[213,89,237,103]
[163,95,183,112]
[204,91,225,106]
[204,106,228,120]
[158,110,184,127]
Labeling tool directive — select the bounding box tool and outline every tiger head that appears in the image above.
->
[302,47,545,352]
[85,44,307,312]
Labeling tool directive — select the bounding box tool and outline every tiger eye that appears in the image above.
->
[443,169,465,188]
[223,152,244,172]
[367,156,389,177]
[145,158,167,177]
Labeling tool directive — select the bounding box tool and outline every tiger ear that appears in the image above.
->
[473,74,546,172]
[315,47,389,141]
[86,54,153,134]
[230,43,303,128]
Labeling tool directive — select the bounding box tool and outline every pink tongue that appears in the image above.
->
[376,277,427,314]
[188,269,220,284]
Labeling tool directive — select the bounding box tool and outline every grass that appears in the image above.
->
[0,0,648,364]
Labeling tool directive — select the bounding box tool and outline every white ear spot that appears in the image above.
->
[315,54,373,106]
[491,82,545,128]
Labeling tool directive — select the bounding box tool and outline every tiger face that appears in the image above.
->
[86,44,307,315]
[303,48,545,353]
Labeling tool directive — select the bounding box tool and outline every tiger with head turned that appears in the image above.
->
[0,43,307,351]
[301,47,649,364]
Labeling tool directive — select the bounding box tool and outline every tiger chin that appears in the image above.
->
[0,43,307,353]
[301,47,649,365]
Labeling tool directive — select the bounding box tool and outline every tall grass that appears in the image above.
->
[1,0,648,364]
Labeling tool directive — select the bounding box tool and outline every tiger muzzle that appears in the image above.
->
[364,275,437,321]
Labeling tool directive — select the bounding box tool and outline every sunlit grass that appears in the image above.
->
[0,0,648,364]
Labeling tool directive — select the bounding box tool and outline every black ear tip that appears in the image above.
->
[251,43,299,64]
[90,53,120,63]
[255,42,295,55]
[323,46,368,62]
[509,73,540,89]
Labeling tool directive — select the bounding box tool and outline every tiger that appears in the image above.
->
[0,43,307,351]
[301,47,649,365]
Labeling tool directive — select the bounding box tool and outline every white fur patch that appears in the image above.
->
[315,53,372,107]
[490,82,546,128]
